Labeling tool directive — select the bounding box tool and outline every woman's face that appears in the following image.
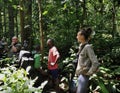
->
[76,32,85,43]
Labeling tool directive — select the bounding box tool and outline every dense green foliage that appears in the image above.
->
[0,0,120,93]
[0,66,42,93]
[60,48,120,93]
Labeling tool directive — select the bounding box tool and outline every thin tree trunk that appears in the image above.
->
[112,0,116,37]
[99,0,104,29]
[19,0,25,44]
[81,0,86,28]
[0,8,3,38]
[75,0,80,32]
[3,1,6,37]
[15,11,18,37]
[38,0,44,61]
[8,5,14,39]
[24,0,32,50]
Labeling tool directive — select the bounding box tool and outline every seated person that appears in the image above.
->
[8,36,21,58]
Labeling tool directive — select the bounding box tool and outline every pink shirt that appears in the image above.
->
[48,46,60,70]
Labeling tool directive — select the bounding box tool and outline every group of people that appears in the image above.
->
[46,27,100,93]
[0,36,21,58]
[0,27,100,93]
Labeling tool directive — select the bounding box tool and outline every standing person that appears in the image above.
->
[8,36,21,58]
[34,45,41,69]
[75,28,100,93]
[47,39,60,92]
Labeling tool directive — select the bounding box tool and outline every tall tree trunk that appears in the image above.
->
[3,1,6,37]
[15,11,18,37]
[112,0,116,37]
[81,0,87,28]
[99,0,104,29]
[38,0,44,61]
[75,0,80,32]
[19,0,25,44]
[8,5,14,39]
[24,0,32,50]
[0,8,3,38]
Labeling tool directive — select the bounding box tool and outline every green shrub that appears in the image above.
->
[0,66,42,93]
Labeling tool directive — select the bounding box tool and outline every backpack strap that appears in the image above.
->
[77,43,88,57]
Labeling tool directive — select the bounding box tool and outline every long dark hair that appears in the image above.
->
[79,27,92,40]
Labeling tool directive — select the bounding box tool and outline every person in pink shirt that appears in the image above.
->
[47,39,60,92]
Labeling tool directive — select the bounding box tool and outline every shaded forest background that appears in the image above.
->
[0,0,120,93]
[0,0,120,53]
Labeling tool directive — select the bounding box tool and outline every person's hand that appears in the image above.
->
[11,42,15,46]
[50,62,55,66]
